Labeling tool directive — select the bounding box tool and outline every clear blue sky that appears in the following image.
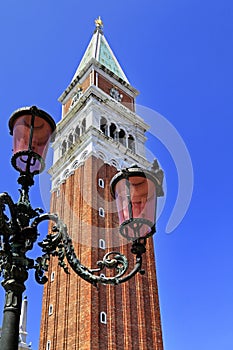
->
[0,1,233,349]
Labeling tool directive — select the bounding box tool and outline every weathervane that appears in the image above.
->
[95,16,103,31]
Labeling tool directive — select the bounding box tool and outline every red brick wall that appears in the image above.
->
[39,156,163,349]
[97,73,135,112]
[62,70,135,118]
[63,75,92,117]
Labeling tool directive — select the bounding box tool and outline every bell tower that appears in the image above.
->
[39,18,164,350]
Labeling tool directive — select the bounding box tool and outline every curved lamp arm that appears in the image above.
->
[0,192,18,235]
[32,214,146,287]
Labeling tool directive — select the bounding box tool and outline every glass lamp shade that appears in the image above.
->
[9,106,56,175]
[110,166,160,241]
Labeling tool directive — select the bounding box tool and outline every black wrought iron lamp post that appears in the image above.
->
[0,106,163,350]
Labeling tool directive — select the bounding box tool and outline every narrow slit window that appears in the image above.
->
[99,239,106,249]
[46,341,51,350]
[99,208,105,217]
[48,304,53,316]
[100,311,107,324]
[98,178,105,188]
[51,271,55,282]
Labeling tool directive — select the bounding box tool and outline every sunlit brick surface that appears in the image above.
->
[39,157,163,349]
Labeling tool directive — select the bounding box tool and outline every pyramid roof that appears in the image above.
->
[72,18,129,83]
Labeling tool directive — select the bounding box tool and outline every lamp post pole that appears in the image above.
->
[0,106,164,350]
[0,264,28,349]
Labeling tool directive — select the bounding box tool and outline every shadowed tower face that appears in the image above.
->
[39,18,164,350]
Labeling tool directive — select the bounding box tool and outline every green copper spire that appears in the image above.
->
[72,17,129,83]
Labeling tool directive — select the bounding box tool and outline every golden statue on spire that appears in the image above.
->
[95,16,103,30]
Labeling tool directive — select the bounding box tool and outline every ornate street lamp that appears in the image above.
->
[0,106,163,350]
[9,106,56,175]
[110,165,164,241]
